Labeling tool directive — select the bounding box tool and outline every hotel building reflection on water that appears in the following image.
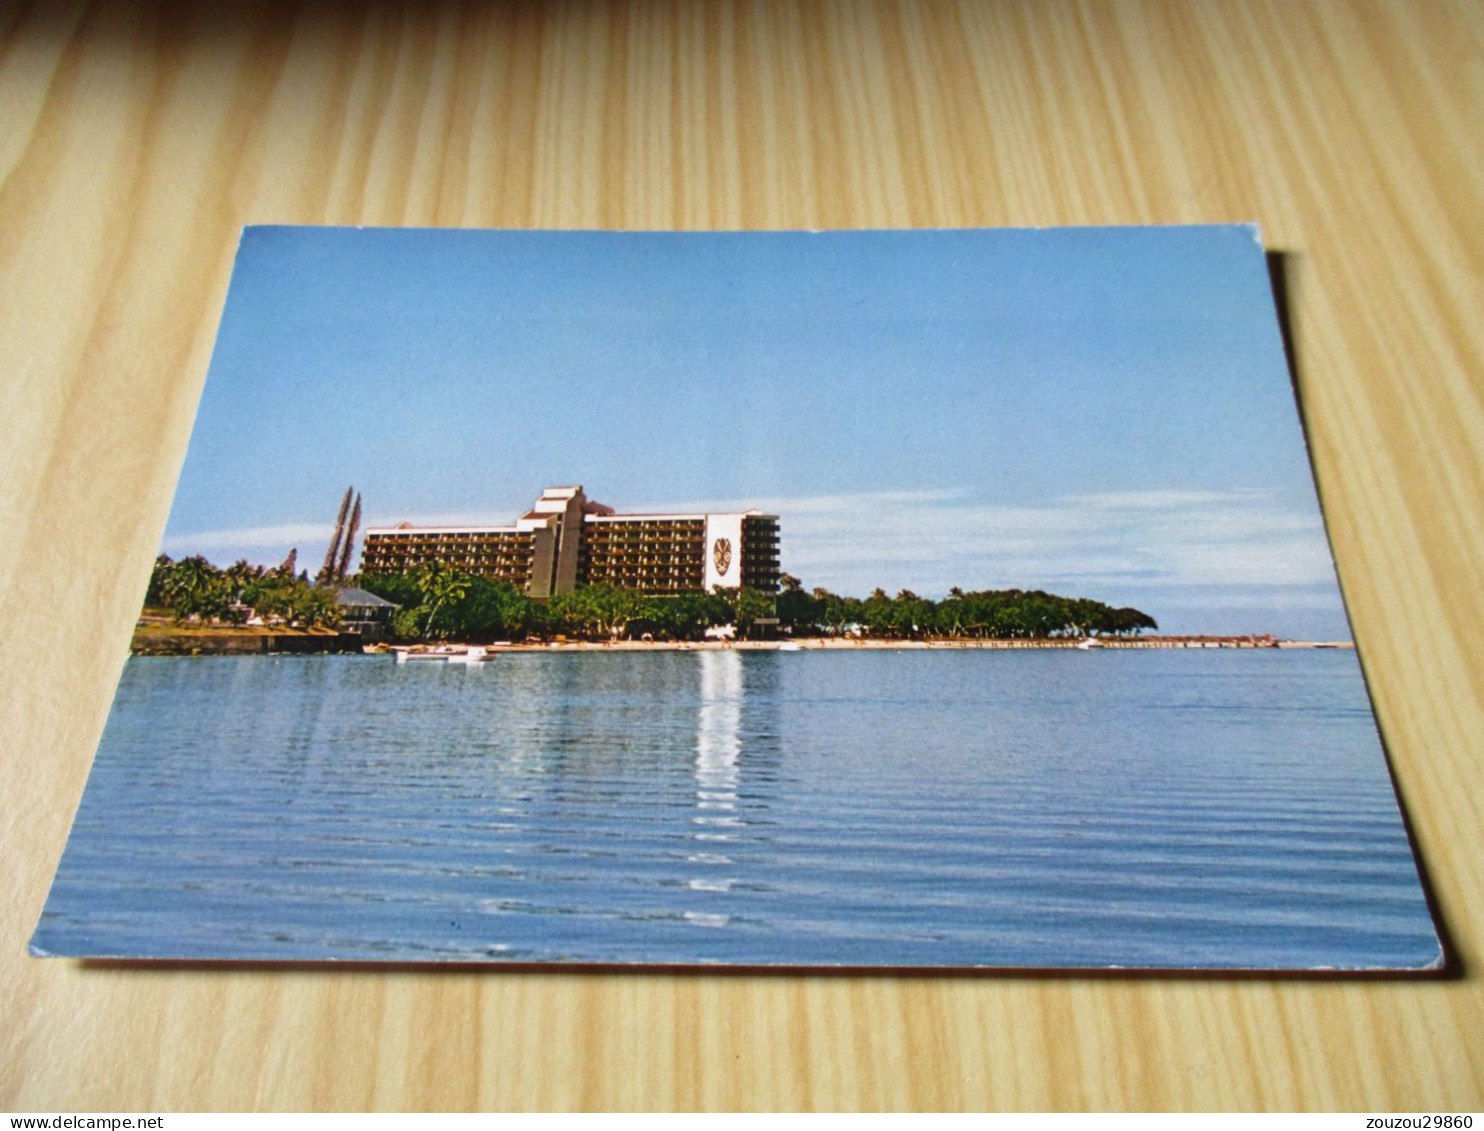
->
[687,650,746,927]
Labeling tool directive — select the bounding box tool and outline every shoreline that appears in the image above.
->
[131,627,360,656]
[130,626,1353,657]
[372,636,1353,656]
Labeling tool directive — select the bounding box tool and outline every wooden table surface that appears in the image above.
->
[2,0,1480,1112]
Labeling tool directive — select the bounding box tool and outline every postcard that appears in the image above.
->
[32,226,1442,969]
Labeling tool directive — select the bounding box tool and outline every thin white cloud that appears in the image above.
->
[163,487,1339,609]
[1064,489,1262,510]
[165,508,526,556]
[161,523,331,554]
[641,487,1337,596]
[1152,589,1343,610]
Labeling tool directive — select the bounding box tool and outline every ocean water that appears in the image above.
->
[34,649,1441,969]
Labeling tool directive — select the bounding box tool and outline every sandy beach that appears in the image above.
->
[372,635,1350,656]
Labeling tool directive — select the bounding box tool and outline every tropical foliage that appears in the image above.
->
[774,576,1158,640]
[147,554,343,629]
[355,568,1156,642]
[149,552,1157,643]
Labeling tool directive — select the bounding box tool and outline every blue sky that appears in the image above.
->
[165,225,1350,639]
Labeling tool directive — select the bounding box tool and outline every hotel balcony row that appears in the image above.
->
[361,486,781,598]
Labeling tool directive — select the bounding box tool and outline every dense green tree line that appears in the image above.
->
[147,554,342,629]
[150,554,1158,642]
[776,575,1157,639]
[355,567,1156,642]
[358,567,753,643]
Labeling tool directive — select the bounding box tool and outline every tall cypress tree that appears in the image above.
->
[317,486,353,584]
[335,493,362,582]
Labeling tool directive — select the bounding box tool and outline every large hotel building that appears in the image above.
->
[361,486,781,598]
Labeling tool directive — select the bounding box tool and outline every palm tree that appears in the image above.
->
[160,556,230,622]
[415,561,470,637]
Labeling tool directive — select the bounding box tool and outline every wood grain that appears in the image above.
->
[2,0,1480,1111]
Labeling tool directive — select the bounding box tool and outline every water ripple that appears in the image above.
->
[35,649,1440,969]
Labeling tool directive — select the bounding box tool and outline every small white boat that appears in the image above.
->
[447,647,492,664]
[392,645,494,664]
[1075,637,1105,650]
[778,642,804,652]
